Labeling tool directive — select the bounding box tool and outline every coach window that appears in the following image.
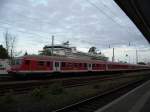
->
[68,63,72,67]
[92,64,95,67]
[16,60,19,65]
[102,64,105,68]
[74,63,78,67]
[79,63,82,67]
[38,61,44,66]
[25,60,30,65]
[97,64,100,67]
[84,63,87,67]
[47,62,51,66]
[89,64,91,68]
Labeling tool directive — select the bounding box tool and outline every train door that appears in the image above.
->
[54,61,60,72]
[88,63,92,71]
[105,62,108,71]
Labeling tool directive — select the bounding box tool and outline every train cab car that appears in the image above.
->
[8,55,54,77]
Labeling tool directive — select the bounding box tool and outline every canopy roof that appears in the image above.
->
[115,0,150,43]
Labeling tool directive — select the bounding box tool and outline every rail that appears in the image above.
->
[53,78,149,112]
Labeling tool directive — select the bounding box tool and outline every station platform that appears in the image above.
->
[96,80,150,112]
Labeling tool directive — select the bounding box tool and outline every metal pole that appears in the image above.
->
[51,35,54,56]
[136,50,138,64]
[112,47,115,62]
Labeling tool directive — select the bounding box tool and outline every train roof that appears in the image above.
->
[19,55,106,63]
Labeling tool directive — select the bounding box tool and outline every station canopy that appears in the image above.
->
[115,0,150,43]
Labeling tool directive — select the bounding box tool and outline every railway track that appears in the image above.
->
[0,74,15,82]
[53,78,149,112]
[0,75,122,95]
[0,71,149,96]
[0,70,149,82]
[0,73,144,96]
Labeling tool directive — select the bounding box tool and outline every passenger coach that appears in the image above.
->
[8,55,150,78]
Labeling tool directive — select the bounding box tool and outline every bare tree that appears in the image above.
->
[3,30,17,59]
[4,30,10,54]
[10,35,16,59]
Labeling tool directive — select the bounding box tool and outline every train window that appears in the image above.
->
[92,64,95,67]
[68,63,73,67]
[84,63,87,67]
[61,62,66,67]
[12,59,22,65]
[65,62,69,67]
[79,63,82,67]
[74,63,78,67]
[47,62,51,66]
[89,64,91,67]
[25,60,30,65]
[16,60,20,65]
[38,61,44,66]
[103,64,105,68]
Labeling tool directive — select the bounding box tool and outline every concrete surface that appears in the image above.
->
[95,80,150,112]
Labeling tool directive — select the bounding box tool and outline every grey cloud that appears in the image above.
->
[0,0,149,54]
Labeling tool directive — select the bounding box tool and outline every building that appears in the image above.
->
[0,59,10,74]
[39,42,108,61]
[39,43,77,56]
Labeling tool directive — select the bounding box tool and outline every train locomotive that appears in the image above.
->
[7,55,150,78]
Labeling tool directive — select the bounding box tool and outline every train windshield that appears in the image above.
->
[12,59,22,65]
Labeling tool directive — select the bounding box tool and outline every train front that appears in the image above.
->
[7,58,23,76]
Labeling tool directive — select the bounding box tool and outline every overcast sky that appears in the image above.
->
[0,0,149,62]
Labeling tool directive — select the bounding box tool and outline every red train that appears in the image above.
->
[8,55,150,77]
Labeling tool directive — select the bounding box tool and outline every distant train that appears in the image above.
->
[7,55,150,78]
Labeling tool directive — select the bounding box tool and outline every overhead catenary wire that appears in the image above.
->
[85,0,140,39]
[99,0,118,18]
[0,1,143,40]
[85,0,124,27]
[0,1,149,50]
